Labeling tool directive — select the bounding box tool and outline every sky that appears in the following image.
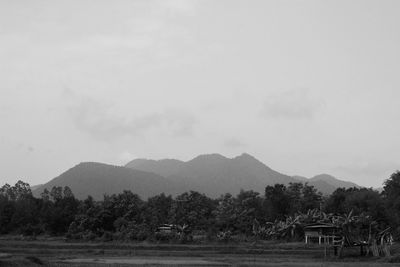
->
[1,0,400,188]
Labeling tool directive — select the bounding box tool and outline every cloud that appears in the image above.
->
[161,0,198,16]
[163,109,197,136]
[15,143,35,154]
[57,0,199,67]
[64,91,196,141]
[223,138,245,148]
[261,88,323,120]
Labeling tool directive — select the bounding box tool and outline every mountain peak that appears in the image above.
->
[189,153,229,162]
[232,153,273,169]
[233,152,262,161]
[311,174,337,182]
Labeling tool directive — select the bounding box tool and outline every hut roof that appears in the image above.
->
[304,223,339,230]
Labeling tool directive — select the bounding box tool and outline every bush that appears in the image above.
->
[136,228,150,241]
[217,230,232,242]
[65,232,82,240]
[101,231,113,242]
[155,231,178,242]
[192,230,207,243]
[82,230,97,241]
[20,224,42,236]
[112,231,125,241]
[388,255,400,263]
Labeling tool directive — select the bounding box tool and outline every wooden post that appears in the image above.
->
[382,235,391,257]
[371,239,379,257]
[338,238,344,258]
[383,242,391,257]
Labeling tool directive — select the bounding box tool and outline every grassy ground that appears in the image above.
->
[0,237,399,266]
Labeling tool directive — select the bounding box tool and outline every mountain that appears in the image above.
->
[306,180,338,195]
[33,153,361,200]
[30,184,43,191]
[127,153,361,196]
[309,174,359,189]
[289,174,359,195]
[126,153,297,197]
[33,162,178,200]
[125,158,184,177]
[292,175,308,182]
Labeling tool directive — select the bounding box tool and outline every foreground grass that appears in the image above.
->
[0,238,399,266]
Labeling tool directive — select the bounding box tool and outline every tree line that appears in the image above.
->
[0,171,399,242]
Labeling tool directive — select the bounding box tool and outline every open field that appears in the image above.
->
[0,238,400,266]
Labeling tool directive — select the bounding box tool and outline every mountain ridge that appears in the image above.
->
[34,153,361,199]
[33,162,181,200]
[126,153,358,197]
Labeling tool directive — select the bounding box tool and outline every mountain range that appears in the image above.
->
[33,153,359,199]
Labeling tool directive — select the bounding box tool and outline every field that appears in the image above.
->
[0,237,399,266]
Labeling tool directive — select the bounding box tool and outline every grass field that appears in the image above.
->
[0,237,399,266]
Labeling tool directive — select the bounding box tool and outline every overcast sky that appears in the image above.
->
[1,0,399,188]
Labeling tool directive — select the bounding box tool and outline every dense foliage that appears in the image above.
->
[0,171,399,243]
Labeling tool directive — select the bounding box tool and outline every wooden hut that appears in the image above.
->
[304,223,340,245]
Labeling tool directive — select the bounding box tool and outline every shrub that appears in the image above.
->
[82,230,97,241]
[217,230,232,242]
[101,231,113,242]
[20,223,42,236]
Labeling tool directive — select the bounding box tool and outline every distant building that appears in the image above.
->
[304,223,339,245]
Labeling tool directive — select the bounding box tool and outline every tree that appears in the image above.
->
[0,193,15,233]
[0,180,32,201]
[43,186,79,234]
[286,183,303,214]
[234,190,264,234]
[300,183,322,212]
[324,187,348,214]
[382,171,400,237]
[265,184,290,220]
[169,191,216,231]
[325,187,385,220]
[40,188,50,202]
[110,190,143,221]
[50,186,63,202]
[0,181,39,234]
[142,193,173,231]
[383,171,400,204]
[215,193,237,231]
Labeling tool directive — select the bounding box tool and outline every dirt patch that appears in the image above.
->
[1,239,399,266]
[62,256,228,266]
[0,253,12,259]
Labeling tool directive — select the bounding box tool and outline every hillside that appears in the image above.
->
[290,174,358,195]
[309,174,359,189]
[125,158,184,177]
[127,153,297,197]
[33,154,361,200]
[307,180,338,195]
[33,162,178,200]
[127,153,360,196]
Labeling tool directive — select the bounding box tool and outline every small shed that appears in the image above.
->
[304,223,340,245]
